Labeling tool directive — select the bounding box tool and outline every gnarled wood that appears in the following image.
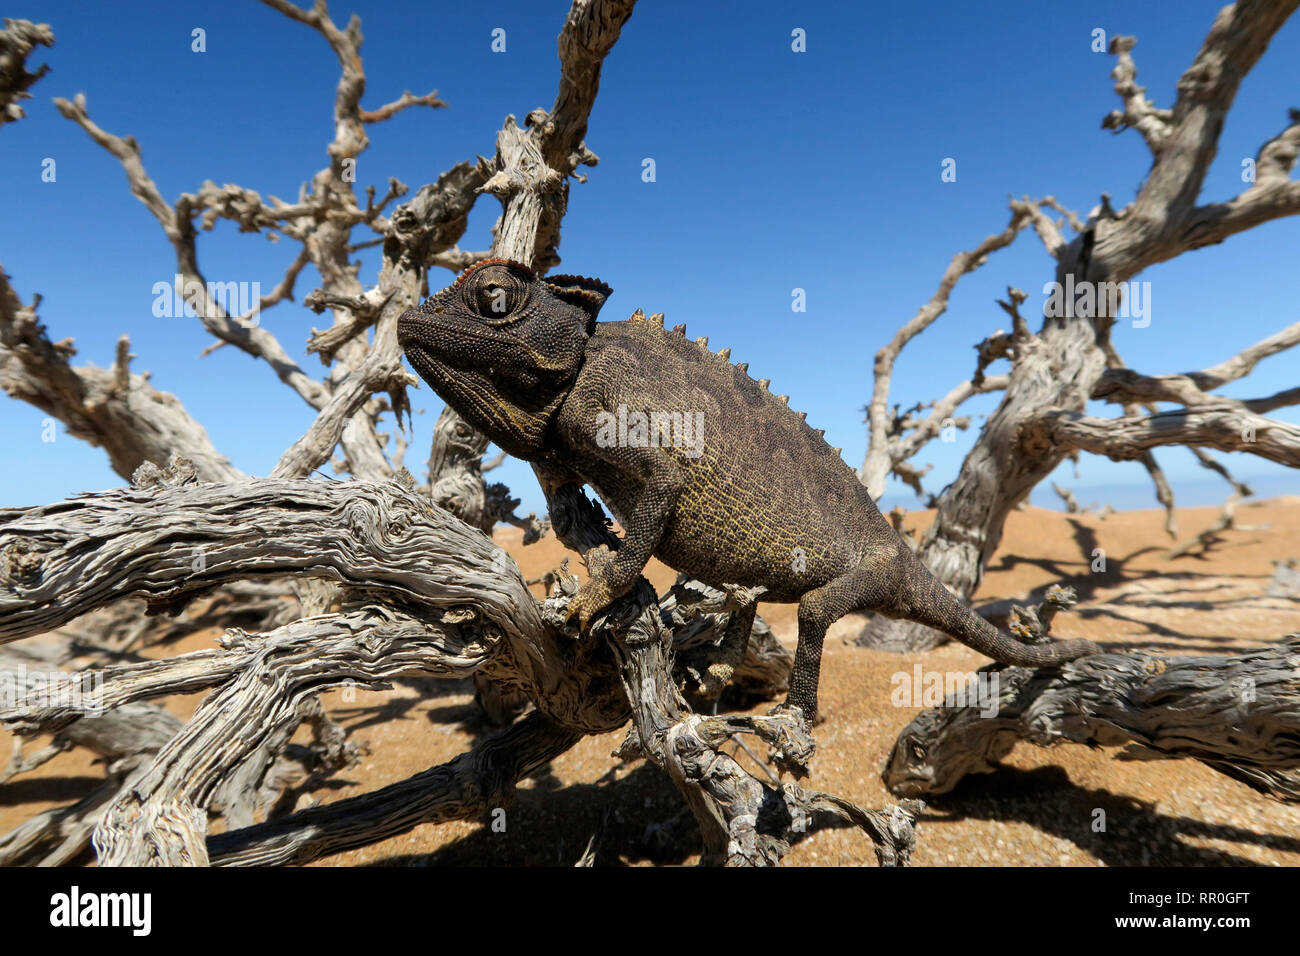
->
[885,637,1300,801]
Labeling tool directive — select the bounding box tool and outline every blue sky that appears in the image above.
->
[2,0,1298,515]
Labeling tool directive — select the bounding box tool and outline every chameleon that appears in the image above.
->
[398,258,1100,725]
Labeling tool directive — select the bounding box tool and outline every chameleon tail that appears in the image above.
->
[894,548,1101,666]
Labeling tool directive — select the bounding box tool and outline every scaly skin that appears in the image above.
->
[398,259,1100,725]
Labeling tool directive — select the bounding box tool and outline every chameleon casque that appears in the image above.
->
[398,258,1100,725]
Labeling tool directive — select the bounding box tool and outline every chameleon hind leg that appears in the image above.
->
[783,560,899,723]
[784,576,861,723]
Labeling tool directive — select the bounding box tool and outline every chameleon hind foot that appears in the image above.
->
[763,703,817,778]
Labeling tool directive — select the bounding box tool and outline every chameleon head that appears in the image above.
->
[398,258,611,460]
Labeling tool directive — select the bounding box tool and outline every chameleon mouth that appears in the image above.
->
[400,340,440,385]
[397,309,442,353]
[398,308,527,356]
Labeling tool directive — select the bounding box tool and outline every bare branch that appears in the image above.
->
[1033,405,1300,468]
[360,88,447,123]
[1139,451,1178,537]
[1038,195,1084,234]
[1132,0,1298,225]
[891,375,1008,465]
[53,94,331,409]
[183,180,318,235]
[543,0,638,173]
[251,245,312,319]
[1244,385,1300,414]
[1189,317,1300,391]
[861,203,1039,497]
[92,605,494,865]
[479,0,637,270]
[1095,318,1300,416]
[1094,367,1247,409]
[1180,108,1300,251]
[1017,197,1068,258]
[259,0,369,165]
[0,18,53,125]
[1101,35,1174,153]
[0,472,541,648]
[1190,447,1254,496]
[303,286,391,364]
[428,247,493,273]
[0,273,242,482]
[272,160,484,478]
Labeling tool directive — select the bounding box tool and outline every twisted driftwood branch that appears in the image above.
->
[0,455,809,864]
[885,637,1300,802]
[0,469,540,648]
[92,605,494,865]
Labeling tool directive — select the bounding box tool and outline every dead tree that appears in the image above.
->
[860,0,1300,649]
[0,6,918,867]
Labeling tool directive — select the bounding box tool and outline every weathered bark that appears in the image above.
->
[0,464,849,865]
[1039,400,1300,468]
[662,577,792,705]
[91,606,497,865]
[0,474,544,655]
[0,697,184,866]
[884,637,1300,801]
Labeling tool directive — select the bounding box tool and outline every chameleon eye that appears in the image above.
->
[469,269,524,320]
